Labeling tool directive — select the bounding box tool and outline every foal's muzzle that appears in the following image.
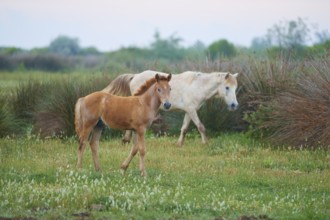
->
[163,101,171,110]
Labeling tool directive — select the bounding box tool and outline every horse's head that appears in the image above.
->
[155,73,172,110]
[218,73,239,111]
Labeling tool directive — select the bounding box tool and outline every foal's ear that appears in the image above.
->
[225,73,230,80]
[155,73,160,82]
[233,73,239,78]
[167,73,172,81]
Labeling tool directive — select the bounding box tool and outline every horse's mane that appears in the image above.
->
[133,75,168,96]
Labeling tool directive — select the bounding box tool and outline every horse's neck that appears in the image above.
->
[198,73,222,99]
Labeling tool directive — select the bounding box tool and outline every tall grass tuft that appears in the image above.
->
[264,60,330,148]
[0,92,24,137]
[244,57,330,148]
[12,80,49,123]
[33,76,111,138]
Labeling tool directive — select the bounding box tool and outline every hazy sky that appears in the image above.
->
[1,0,329,51]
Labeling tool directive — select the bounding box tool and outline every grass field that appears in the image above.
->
[0,133,329,219]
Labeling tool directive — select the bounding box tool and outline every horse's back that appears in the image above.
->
[130,70,169,93]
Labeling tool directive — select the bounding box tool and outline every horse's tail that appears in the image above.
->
[102,73,134,96]
[74,97,84,139]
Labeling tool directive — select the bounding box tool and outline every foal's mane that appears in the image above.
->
[133,75,168,96]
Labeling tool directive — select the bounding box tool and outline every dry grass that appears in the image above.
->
[265,61,330,148]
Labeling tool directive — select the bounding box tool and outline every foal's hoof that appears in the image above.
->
[120,169,126,175]
[140,170,147,177]
[120,164,128,170]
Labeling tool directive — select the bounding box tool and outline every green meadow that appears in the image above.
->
[0,134,329,219]
[1,55,329,219]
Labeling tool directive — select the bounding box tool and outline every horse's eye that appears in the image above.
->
[225,86,229,90]
[157,88,161,93]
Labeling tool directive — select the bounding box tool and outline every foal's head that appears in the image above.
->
[218,73,239,111]
[155,73,172,110]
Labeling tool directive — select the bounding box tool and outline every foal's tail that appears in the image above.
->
[74,97,84,139]
[102,73,134,96]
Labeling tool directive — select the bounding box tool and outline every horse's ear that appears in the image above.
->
[233,73,239,78]
[155,73,160,82]
[167,73,172,81]
[225,73,230,80]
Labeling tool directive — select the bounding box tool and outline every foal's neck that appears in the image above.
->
[140,84,161,112]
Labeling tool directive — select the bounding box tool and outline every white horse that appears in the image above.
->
[103,70,239,146]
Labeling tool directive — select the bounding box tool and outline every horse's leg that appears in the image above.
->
[89,126,103,171]
[121,131,138,171]
[188,110,208,144]
[77,126,94,169]
[136,130,147,177]
[122,130,131,144]
[178,113,191,147]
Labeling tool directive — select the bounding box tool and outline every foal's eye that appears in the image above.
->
[225,86,229,91]
[157,88,161,93]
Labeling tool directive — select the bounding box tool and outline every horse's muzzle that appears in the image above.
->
[163,101,171,110]
[228,103,238,111]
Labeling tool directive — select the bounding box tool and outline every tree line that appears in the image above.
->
[0,17,329,72]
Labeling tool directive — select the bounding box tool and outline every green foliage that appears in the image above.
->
[80,46,101,55]
[308,40,330,57]
[49,35,80,56]
[244,104,275,139]
[0,47,23,55]
[151,31,186,61]
[207,39,237,60]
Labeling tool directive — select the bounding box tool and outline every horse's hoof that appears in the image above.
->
[121,139,130,144]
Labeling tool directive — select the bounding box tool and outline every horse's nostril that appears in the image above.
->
[231,103,236,108]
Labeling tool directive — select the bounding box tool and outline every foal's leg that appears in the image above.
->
[89,126,103,171]
[178,113,191,147]
[77,126,94,169]
[136,130,147,177]
[121,132,138,171]
[122,130,132,144]
[188,110,208,144]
